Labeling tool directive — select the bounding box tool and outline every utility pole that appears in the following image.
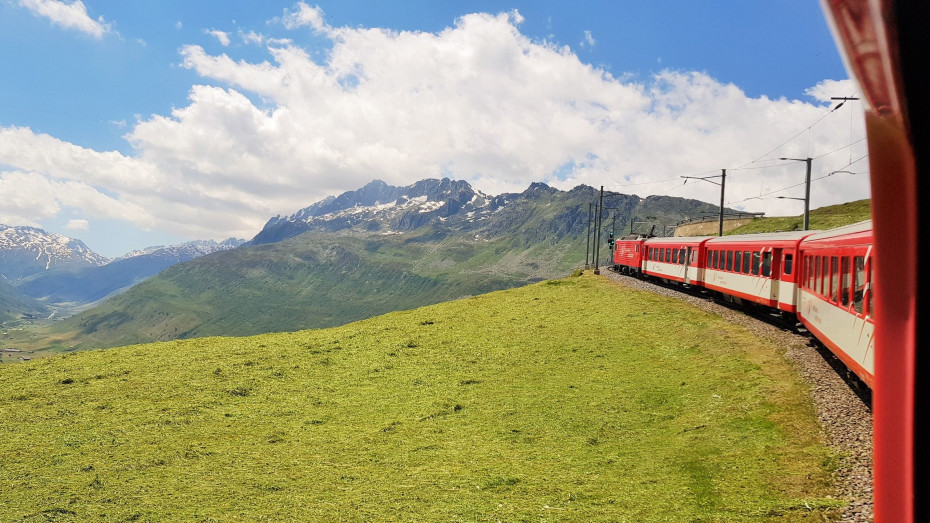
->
[778,157,812,230]
[681,169,726,236]
[585,203,593,268]
[594,186,604,274]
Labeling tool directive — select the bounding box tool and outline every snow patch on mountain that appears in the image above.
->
[117,238,246,261]
[0,224,109,280]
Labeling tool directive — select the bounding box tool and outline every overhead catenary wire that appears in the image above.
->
[732,94,861,170]
[724,155,869,206]
[587,95,868,218]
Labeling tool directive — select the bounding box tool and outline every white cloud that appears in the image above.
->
[281,2,328,33]
[65,218,89,230]
[205,28,231,47]
[582,30,596,48]
[17,0,112,38]
[805,78,859,103]
[240,30,264,45]
[175,20,182,30]
[0,11,869,243]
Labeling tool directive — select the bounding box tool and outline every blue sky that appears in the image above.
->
[0,1,867,257]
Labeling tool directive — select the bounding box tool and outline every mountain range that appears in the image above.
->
[0,224,245,324]
[12,178,730,353]
[14,238,245,306]
[0,225,109,282]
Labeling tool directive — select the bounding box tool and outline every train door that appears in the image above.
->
[684,246,694,284]
[768,248,783,301]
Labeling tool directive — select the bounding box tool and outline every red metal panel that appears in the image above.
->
[823,1,917,519]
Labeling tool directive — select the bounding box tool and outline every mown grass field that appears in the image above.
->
[0,274,841,521]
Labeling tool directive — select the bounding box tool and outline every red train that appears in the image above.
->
[611,220,875,387]
[610,2,922,518]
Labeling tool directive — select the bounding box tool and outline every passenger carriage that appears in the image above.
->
[641,236,713,287]
[796,220,874,387]
[703,231,816,313]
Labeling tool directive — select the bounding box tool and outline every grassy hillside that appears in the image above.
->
[726,199,871,235]
[0,280,48,325]
[26,228,583,355]
[0,275,842,520]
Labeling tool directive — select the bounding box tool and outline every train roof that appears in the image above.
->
[645,236,714,245]
[800,219,872,242]
[705,229,819,245]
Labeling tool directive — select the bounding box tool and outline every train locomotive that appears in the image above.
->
[610,220,875,388]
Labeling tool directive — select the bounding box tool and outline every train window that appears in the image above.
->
[866,257,873,317]
[854,256,865,314]
[762,252,772,277]
[807,257,814,288]
[841,257,851,307]
[734,251,742,272]
[784,254,793,275]
[714,250,720,269]
[742,251,751,273]
[820,256,828,296]
[811,256,816,291]
[726,250,733,271]
[635,245,639,252]
[830,256,840,303]
[751,252,761,275]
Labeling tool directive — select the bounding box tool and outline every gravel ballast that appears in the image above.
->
[599,269,873,522]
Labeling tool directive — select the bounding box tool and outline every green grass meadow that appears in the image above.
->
[0,274,841,521]
[727,199,871,235]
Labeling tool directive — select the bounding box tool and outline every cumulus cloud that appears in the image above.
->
[0,8,868,243]
[17,0,112,38]
[281,2,328,33]
[205,28,231,46]
[806,78,859,103]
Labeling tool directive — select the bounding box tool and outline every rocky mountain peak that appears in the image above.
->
[0,224,109,281]
[250,178,493,245]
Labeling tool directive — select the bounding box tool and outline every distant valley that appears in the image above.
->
[1,225,243,324]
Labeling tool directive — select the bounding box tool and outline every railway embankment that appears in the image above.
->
[601,269,873,522]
